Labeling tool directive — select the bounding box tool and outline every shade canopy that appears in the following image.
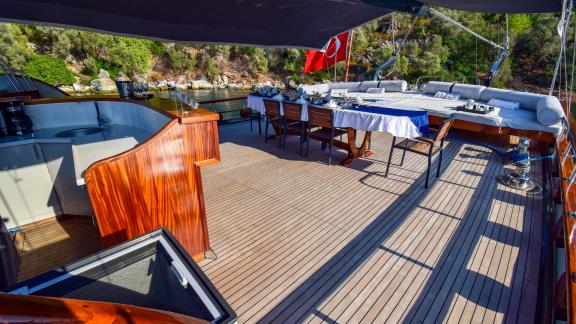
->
[0,0,561,49]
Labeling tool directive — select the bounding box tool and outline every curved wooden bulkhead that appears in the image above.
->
[0,293,207,323]
[84,106,220,261]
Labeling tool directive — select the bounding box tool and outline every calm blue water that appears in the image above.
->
[155,89,249,120]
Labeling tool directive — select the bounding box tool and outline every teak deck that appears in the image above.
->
[198,122,542,323]
[13,121,543,323]
[15,216,101,282]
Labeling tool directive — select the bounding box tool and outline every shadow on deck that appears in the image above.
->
[199,121,542,323]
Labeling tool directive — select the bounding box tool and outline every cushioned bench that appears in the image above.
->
[298,80,565,135]
[420,81,564,134]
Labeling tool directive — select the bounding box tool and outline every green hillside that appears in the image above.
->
[0,10,566,91]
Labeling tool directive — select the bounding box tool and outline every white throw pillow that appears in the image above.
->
[434,91,461,100]
[330,88,348,96]
[487,98,520,110]
[366,87,386,94]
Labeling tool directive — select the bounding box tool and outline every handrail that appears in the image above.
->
[557,114,576,323]
[197,96,247,105]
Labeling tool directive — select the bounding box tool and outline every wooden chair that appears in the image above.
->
[263,99,283,147]
[385,118,455,188]
[283,102,306,155]
[305,106,347,165]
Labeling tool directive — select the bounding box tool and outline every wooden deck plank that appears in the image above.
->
[380,153,502,324]
[16,216,101,282]
[215,137,454,318]
[10,121,544,324]
[403,157,511,322]
[195,121,544,324]
[365,144,497,324]
[454,174,517,323]
[304,142,486,324]
[251,148,467,322]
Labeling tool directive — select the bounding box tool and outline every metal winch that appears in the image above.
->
[496,137,538,191]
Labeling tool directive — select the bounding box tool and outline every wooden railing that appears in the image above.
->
[197,96,247,105]
[556,111,576,322]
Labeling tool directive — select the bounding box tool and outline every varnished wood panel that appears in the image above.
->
[84,110,220,260]
[0,293,207,323]
[557,120,576,322]
[197,121,542,323]
[429,115,556,144]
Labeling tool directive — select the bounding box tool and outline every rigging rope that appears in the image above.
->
[570,17,576,112]
[429,8,506,51]
[373,15,418,80]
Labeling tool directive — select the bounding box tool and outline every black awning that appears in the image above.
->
[0,0,561,49]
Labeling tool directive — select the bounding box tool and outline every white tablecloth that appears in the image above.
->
[247,95,421,139]
[247,95,267,115]
[333,109,421,139]
[247,95,309,121]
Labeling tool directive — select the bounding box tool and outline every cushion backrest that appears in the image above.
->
[308,106,333,128]
[480,87,545,111]
[434,118,455,142]
[263,99,281,118]
[360,80,407,92]
[451,84,486,100]
[423,81,453,95]
[329,82,361,92]
[377,80,407,92]
[359,81,379,92]
[283,102,302,121]
[536,96,565,125]
[300,83,331,95]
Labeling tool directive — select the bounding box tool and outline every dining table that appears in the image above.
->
[247,94,429,164]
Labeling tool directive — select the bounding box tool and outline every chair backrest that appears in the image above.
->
[263,99,281,119]
[433,117,455,142]
[283,102,302,121]
[307,106,334,128]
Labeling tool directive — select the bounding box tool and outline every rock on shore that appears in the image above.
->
[61,69,287,93]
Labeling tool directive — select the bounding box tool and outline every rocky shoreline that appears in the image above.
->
[58,69,289,93]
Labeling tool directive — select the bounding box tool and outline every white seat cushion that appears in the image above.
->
[365,92,563,134]
[480,88,545,111]
[329,82,361,92]
[423,81,454,95]
[451,84,486,100]
[366,87,386,94]
[377,80,407,92]
[536,96,565,125]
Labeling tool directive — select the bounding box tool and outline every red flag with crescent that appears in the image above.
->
[304,31,350,73]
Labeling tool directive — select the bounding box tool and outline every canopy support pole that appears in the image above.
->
[345,31,354,82]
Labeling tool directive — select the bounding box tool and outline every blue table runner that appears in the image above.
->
[346,105,429,133]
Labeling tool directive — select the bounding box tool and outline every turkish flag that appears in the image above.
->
[304,31,350,73]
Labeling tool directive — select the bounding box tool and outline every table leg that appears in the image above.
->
[341,128,373,165]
